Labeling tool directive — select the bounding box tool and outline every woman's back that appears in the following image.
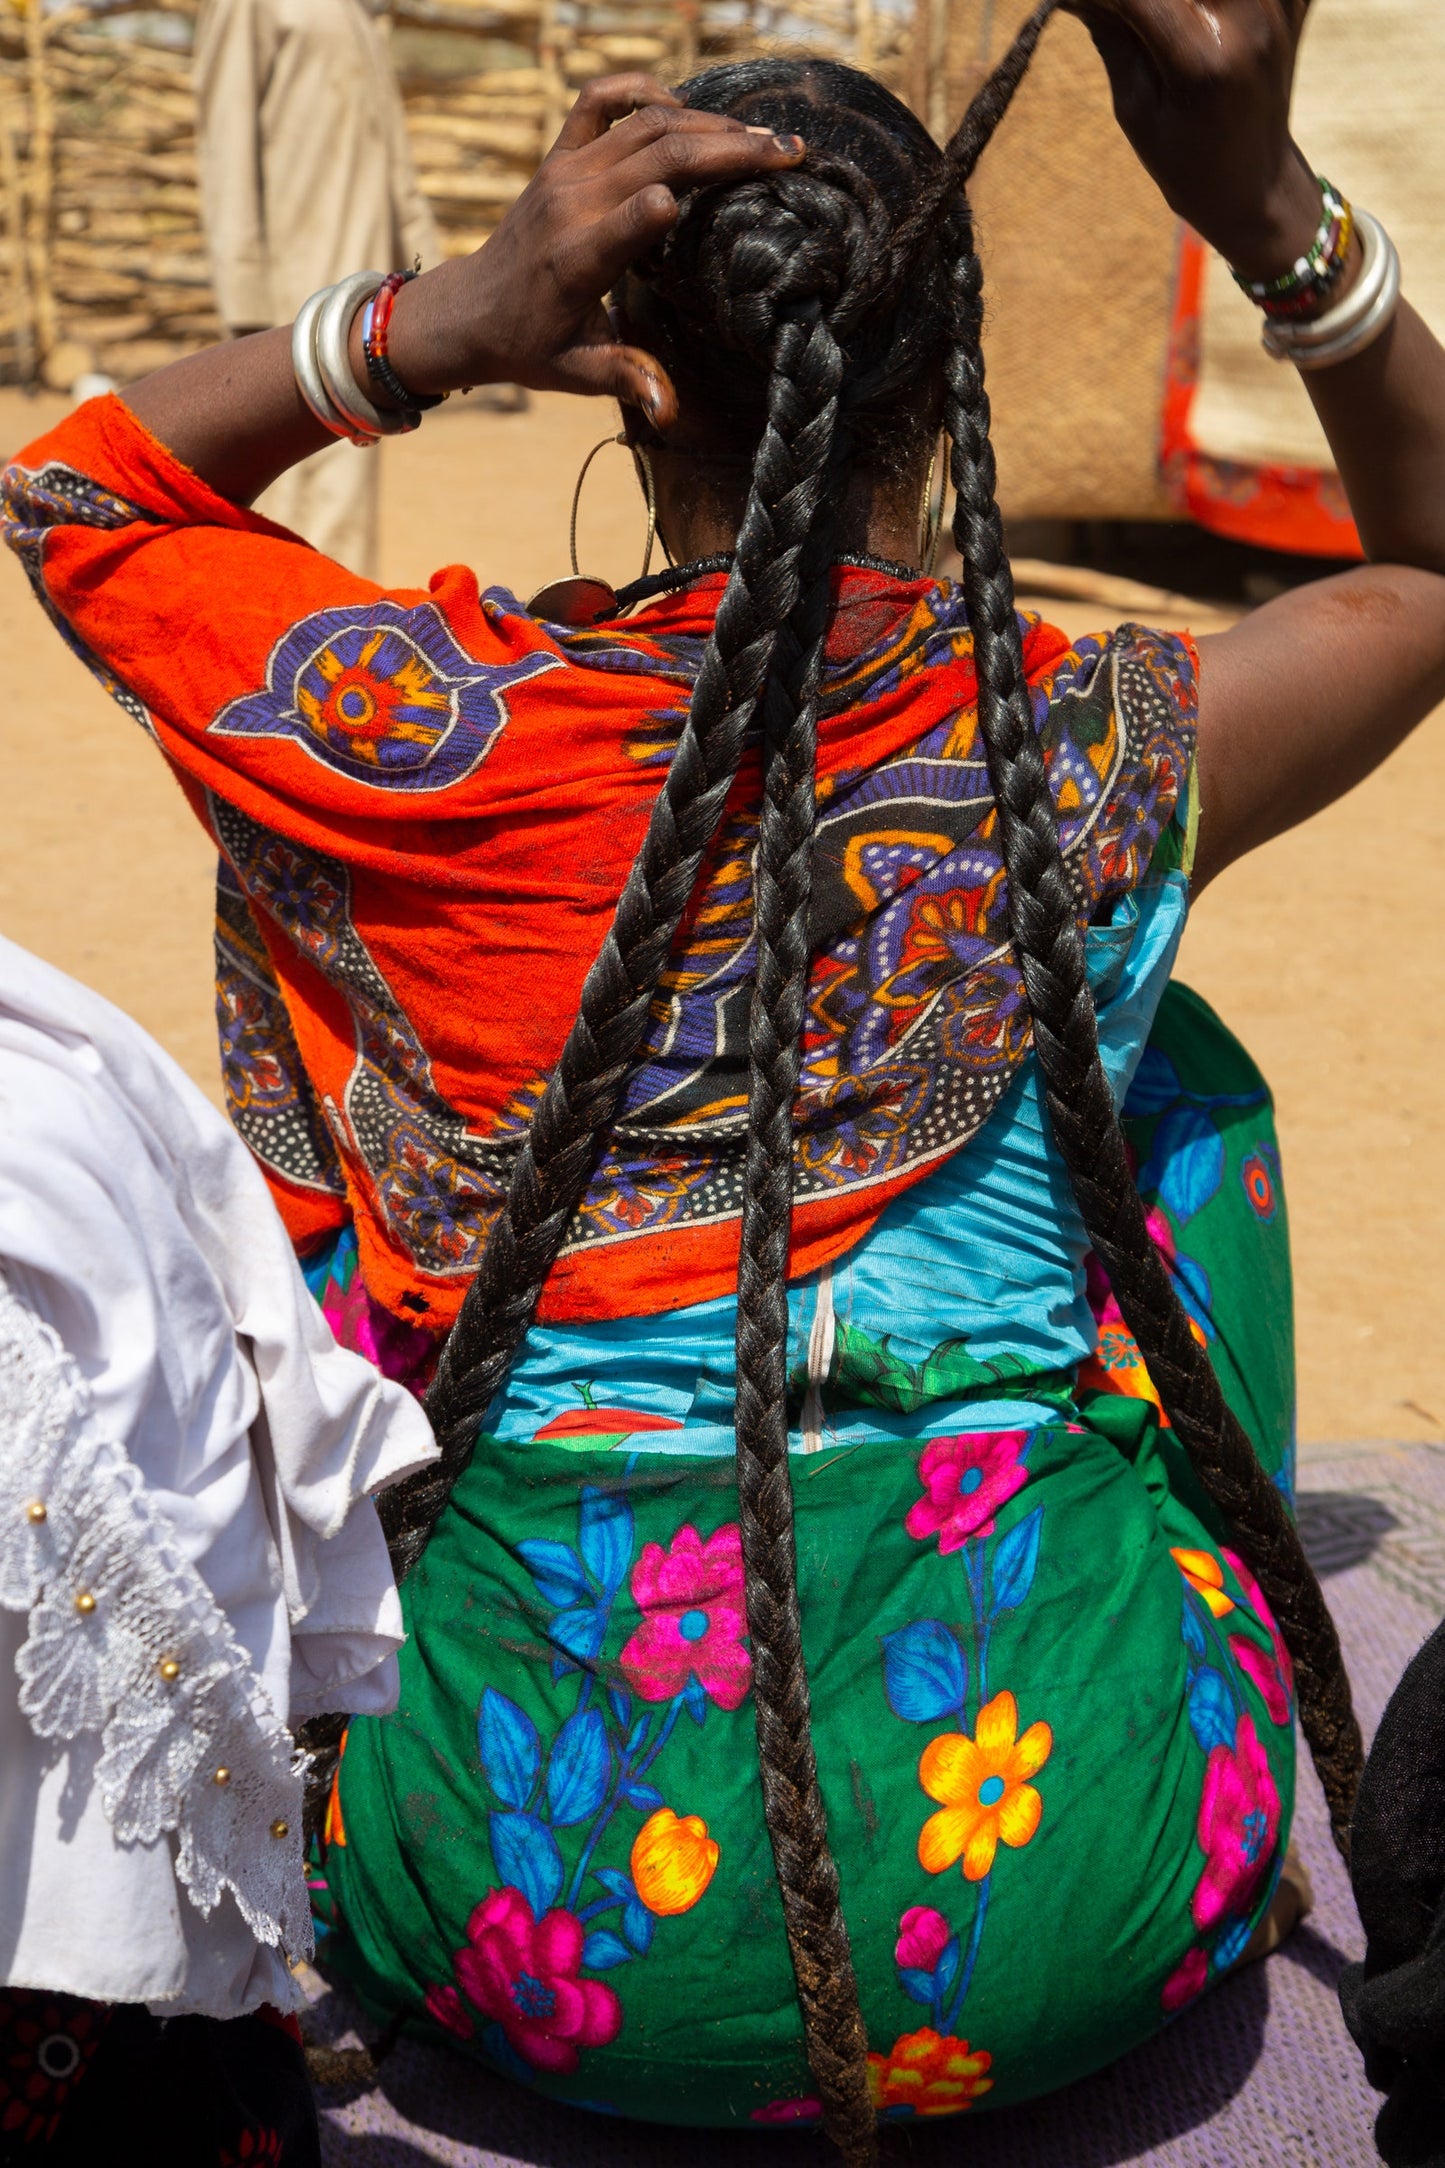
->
[11,2,1445,2148]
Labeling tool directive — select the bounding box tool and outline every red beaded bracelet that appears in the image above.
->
[362,269,446,415]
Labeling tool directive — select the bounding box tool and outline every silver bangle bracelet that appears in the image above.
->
[1261,208,1402,372]
[315,271,418,439]
[291,285,362,442]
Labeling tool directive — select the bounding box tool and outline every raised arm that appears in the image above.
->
[124,76,806,506]
[1075,0,1445,887]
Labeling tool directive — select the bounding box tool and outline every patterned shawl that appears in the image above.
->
[1,398,1197,1329]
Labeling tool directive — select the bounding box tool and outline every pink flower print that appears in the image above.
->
[1223,1549,1295,1709]
[619,1523,752,1710]
[905,1432,1029,1553]
[1192,1714,1281,1934]
[895,1905,952,1972]
[1231,1635,1291,1726]
[751,2097,823,2124]
[1161,1946,1208,2013]
[451,1887,622,2073]
[423,1983,473,2038]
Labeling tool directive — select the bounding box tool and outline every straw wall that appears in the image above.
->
[0,0,914,390]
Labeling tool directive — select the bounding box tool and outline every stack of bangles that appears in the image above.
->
[292,267,445,444]
[1230,174,1402,371]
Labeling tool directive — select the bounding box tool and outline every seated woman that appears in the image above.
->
[0,935,434,2163]
[5,0,1444,2151]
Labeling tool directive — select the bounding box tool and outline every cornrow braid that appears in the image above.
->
[376,324,844,1576]
[296,224,872,1825]
[936,9,1363,1856]
[732,313,875,2165]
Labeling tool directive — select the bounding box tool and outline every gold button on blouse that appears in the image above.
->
[73,1591,96,1615]
[213,1767,231,1787]
[158,1657,181,1682]
[270,1818,289,1841]
[25,1501,46,1524]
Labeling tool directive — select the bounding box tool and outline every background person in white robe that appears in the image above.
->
[194,0,439,577]
[0,934,435,2159]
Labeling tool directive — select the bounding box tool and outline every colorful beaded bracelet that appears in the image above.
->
[362,268,447,416]
[1230,177,1355,319]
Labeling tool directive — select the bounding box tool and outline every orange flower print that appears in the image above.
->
[918,1690,1052,1881]
[1171,1547,1235,1620]
[630,1808,720,1917]
[323,1728,348,1848]
[867,2027,994,2116]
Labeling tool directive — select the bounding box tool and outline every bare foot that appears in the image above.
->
[1238,1841,1315,1965]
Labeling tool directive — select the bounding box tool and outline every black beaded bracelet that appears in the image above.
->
[362,271,447,415]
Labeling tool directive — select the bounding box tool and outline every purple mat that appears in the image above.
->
[307,1439,1445,2168]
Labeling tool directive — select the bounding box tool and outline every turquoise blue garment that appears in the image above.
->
[489,860,1189,1455]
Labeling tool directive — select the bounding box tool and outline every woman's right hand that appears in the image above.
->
[1071,0,1321,280]
[381,75,807,425]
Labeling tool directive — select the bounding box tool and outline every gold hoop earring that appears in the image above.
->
[528,434,657,626]
[919,432,947,578]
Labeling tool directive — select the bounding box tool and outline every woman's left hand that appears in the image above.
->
[1069,0,1319,280]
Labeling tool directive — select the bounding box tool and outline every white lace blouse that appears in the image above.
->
[0,936,436,2018]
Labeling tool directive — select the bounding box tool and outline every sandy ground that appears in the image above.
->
[0,384,1440,1445]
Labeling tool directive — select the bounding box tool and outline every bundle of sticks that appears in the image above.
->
[0,0,913,391]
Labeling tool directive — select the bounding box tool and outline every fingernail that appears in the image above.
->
[774,133,805,155]
[745,125,774,136]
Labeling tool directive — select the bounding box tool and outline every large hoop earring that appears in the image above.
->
[569,432,657,581]
[527,433,659,627]
[919,432,947,577]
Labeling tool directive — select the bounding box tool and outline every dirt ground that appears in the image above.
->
[0,384,1439,1445]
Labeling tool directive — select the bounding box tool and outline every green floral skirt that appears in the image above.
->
[319,986,1299,2127]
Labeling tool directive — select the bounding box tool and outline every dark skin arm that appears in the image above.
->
[123,11,1445,898]
[126,78,801,501]
[1074,0,1445,886]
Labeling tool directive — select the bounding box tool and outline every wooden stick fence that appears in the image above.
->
[0,0,918,389]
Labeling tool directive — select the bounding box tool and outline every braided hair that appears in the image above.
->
[336,18,1362,2158]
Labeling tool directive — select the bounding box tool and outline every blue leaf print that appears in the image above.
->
[1147,1105,1224,1225]
[882,1619,968,1723]
[582,1929,633,1971]
[623,1898,655,1953]
[1188,1667,1236,1755]
[595,1867,634,1901]
[991,1505,1044,1617]
[1172,1250,1216,1341]
[1181,1597,1208,1661]
[622,1778,664,1811]
[579,1486,634,1593]
[1123,1046,1182,1118]
[936,1936,961,1999]
[547,1708,610,1826]
[1214,1917,1251,1968]
[607,1686,632,1730]
[683,1673,709,1726]
[898,1967,935,2006]
[489,1810,563,1917]
[550,1606,606,1661]
[477,1688,541,1809]
[517,1539,591,1609]
[626,1714,650,1755]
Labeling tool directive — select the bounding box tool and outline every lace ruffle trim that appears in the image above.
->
[0,1267,311,1963]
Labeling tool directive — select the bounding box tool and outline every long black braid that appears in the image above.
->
[316,21,1361,2160]
[932,0,1363,1865]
